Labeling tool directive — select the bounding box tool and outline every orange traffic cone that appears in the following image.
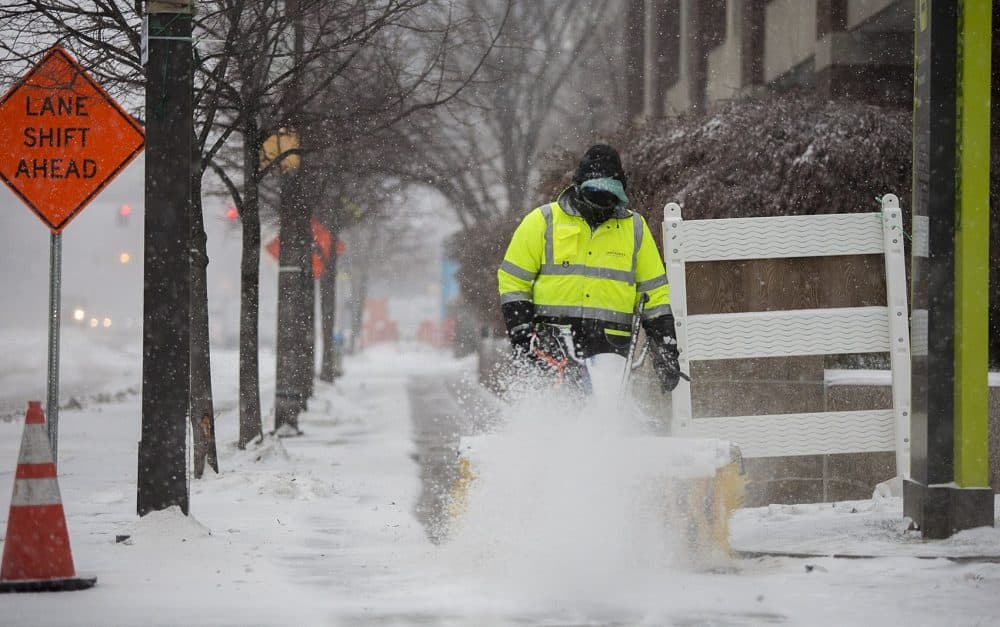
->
[0,401,95,592]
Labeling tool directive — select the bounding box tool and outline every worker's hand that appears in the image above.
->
[650,336,681,393]
[508,322,534,356]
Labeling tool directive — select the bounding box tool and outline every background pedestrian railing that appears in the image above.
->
[662,195,911,478]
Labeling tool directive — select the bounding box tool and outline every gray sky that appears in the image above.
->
[0,150,453,355]
[0,155,265,339]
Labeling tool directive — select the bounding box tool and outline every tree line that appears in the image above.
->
[0,0,629,477]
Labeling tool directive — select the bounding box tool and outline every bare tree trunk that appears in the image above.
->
[347,222,378,353]
[349,267,367,354]
[319,244,339,382]
[189,154,219,476]
[303,251,315,404]
[274,163,312,431]
[274,0,312,432]
[238,117,263,449]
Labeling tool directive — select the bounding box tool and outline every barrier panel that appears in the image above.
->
[663,195,911,480]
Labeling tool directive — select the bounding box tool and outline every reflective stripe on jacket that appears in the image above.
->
[497,193,671,328]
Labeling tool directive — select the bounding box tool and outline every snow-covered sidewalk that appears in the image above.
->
[1,335,999,626]
[732,496,1000,560]
[0,339,458,625]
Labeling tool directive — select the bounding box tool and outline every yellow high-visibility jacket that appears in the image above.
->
[497,192,671,336]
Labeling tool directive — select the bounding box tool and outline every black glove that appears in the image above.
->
[650,336,680,392]
[508,323,533,358]
[643,314,681,393]
[502,299,535,355]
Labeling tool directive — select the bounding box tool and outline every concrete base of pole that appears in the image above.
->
[903,479,994,539]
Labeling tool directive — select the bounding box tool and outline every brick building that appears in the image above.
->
[623,0,913,119]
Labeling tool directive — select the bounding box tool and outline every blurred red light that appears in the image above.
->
[225,207,239,221]
[119,204,132,217]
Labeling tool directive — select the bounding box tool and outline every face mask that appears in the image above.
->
[579,188,620,209]
[574,187,616,225]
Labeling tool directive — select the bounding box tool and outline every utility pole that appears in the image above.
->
[138,0,194,516]
[274,0,311,435]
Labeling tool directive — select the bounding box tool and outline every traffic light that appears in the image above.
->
[222,207,240,233]
[117,203,132,226]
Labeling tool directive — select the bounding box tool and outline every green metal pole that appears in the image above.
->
[906,0,994,538]
[953,0,991,488]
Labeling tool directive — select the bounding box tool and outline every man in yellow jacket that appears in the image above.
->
[497,144,680,392]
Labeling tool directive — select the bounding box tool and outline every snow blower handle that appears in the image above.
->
[660,355,692,383]
[672,359,692,382]
[619,293,649,404]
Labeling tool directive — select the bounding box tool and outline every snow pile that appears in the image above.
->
[223,433,291,465]
[122,505,212,545]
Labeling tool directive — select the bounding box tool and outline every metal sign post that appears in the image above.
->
[46,232,62,465]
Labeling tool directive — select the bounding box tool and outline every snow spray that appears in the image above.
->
[439,363,693,610]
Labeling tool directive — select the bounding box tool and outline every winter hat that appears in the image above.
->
[572,144,628,189]
[572,144,628,208]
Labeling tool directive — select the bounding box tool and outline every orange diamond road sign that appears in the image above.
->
[0,45,144,232]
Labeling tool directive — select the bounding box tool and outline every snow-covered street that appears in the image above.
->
[0,333,998,626]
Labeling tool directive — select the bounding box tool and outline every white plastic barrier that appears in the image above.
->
[663,195,911,477]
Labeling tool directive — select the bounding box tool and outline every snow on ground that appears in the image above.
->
[732,496,1000,559]
[0,332,999,626]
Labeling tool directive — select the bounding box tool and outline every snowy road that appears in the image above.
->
[0,327,142,420]
[0,340,998,625]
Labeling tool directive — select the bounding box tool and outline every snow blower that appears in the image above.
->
[450,297,746,557]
